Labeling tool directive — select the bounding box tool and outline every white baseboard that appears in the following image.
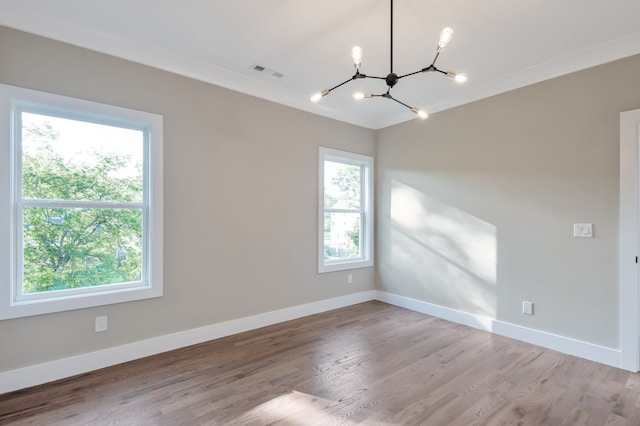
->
[1,289,622,394]
[0,290,376,394]
[376,291,621,369]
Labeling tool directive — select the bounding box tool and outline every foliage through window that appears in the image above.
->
[319,147,373,273]
[21,113,144,293]
[0,85,163,319]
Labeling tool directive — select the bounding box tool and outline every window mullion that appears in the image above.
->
[324,207,361,214]
[22,199,144,209]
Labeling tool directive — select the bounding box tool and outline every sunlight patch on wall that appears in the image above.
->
[389,180,498,316]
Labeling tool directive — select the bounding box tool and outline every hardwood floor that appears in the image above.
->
[1,301,639,425]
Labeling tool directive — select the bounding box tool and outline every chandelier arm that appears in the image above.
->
[398,64,444,80]
[397,69,423,80]
[326,73,363,93]
[390,0,394,73]
[385,94,414,111]
[431,51,441,66]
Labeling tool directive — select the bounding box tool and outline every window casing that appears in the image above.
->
[319,147,373,273]
[0,84,163,319]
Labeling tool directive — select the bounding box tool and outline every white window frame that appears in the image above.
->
[318,147,373,273]
[0,84,163,319]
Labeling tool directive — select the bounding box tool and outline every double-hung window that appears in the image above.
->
[0,85,163,319]
[319,147,373,273]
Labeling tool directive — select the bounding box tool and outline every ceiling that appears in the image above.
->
[1,0,639,129]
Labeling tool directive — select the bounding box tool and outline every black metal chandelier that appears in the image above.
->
[310,0,467,120]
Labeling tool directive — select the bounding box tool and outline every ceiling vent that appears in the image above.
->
[250,63,284,79]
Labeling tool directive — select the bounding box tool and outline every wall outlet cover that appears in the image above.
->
[95,316,108,332]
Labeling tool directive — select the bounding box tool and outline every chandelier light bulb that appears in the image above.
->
[454,73,467,83]
[438,27,454,51]
[446,71,467,83]
[411,107,429,119]
[310,89,329,103]
[351,46,363,69]
[353,92,373,100]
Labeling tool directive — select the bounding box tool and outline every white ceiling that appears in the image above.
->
[1,0,640,129]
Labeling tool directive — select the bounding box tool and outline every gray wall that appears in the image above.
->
[0,26,375,372]
[376,55,640,348]
[2,22,640,374]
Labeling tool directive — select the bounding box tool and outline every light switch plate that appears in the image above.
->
[573,223,593,238]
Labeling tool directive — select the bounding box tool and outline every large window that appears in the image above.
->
[319,147,373,273]
[0,85,163,319]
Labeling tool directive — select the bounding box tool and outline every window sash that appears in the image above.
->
[16,204,147,300]
[323,211,364,263]
[14,105,150,299]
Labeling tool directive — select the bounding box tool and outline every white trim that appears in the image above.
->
[620,108,640,372]
[0,291,376,394]
[492,321,620,369]
[376,291,621,369]
[376,291,495,331]
[1,289,627,394]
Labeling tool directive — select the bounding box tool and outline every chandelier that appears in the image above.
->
[310,0,467,120]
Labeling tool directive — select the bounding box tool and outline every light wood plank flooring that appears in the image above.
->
[1,301,640,425]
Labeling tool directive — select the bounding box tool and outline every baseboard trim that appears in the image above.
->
[1,289,622,394]
[376,291,621,369]
[0,290,376,394]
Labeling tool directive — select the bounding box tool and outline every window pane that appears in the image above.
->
[21,112,143,202]
[323,212,361,261]
[324,161,361,209]
[22,207,143,294]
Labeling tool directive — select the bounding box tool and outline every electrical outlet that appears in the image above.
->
[95,316,108,332]
[522,301,533,315]
[347,274,353,284]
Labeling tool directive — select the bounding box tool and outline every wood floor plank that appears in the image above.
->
[1,301,640,425]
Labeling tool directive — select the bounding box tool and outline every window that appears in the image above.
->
[0,84,163,319]
[319,147,373,273]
